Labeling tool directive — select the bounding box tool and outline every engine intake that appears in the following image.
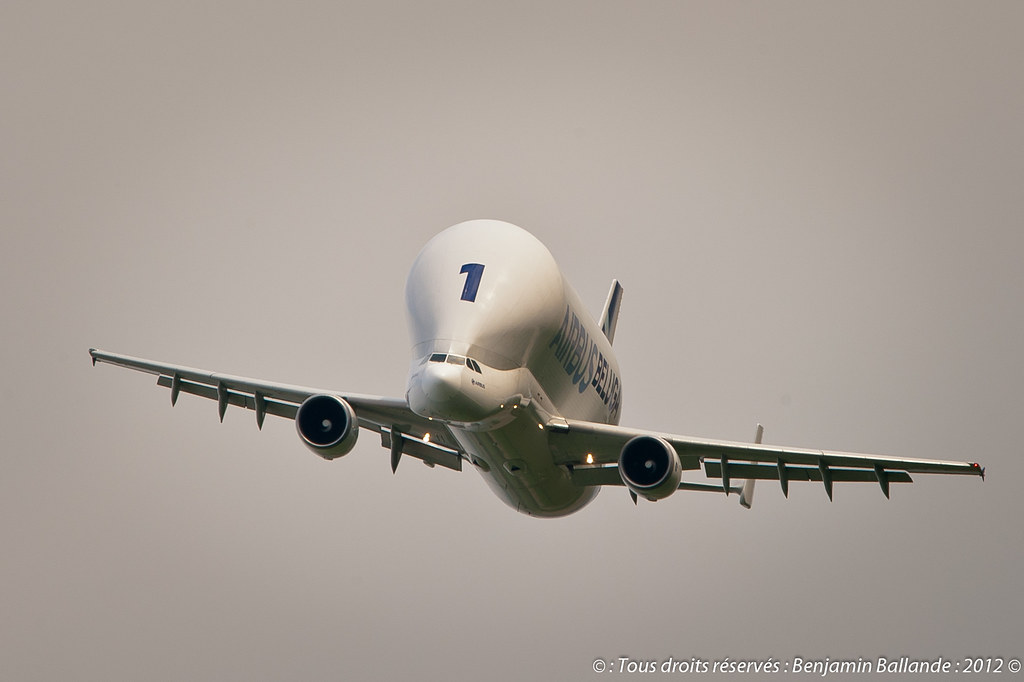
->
[295,394,359,460]
[618,436,682,501]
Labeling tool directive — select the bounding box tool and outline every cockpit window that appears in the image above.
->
[428,353,483,373]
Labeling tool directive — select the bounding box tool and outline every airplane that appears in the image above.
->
[89,219,985,517]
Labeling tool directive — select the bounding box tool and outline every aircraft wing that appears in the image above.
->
[88,349,465,471]
[546,417,985,501]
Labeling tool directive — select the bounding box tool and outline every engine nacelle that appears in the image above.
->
[618,436,682,501]
[295,394,359,460]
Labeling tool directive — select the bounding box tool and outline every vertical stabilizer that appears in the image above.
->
[600,280,624,344]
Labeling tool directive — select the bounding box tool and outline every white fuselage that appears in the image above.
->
[404,220,622,516]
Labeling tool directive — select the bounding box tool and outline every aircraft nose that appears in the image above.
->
[408,359,508,424]
[420,363,463,404]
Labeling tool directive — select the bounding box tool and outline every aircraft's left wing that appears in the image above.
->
[546,416,985,503]
[89,349,465,471]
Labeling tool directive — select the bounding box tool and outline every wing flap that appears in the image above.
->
[570,465,742,494]
[569,465,624,487]
[381,428,463,472]
[156,375,299,420]
[703,461,913,483]
[681,441,977,476]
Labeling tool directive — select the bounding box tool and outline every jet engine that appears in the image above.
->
[295,394,359,460]
[618,436,682,501]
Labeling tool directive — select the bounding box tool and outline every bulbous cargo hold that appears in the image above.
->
[404,219,568,372]
[404,219,622,428]
[295,394,359,459]
[618,436,682,501]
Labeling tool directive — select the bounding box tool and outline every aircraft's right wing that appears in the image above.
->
[546,417,985,502]
[89,349,465,471]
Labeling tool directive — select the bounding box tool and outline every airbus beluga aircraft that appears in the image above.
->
[90,220,984,516]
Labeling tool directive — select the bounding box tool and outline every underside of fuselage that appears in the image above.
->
[406,353,599,516]
[451,409,601,517]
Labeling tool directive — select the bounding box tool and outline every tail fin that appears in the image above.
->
[600,280,624,344]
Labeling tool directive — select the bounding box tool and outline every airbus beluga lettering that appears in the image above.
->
[90,220,984,517]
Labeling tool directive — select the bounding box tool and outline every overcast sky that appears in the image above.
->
[2,2,1022,680]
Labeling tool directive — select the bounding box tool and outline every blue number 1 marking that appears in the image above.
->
[459,263,485,302]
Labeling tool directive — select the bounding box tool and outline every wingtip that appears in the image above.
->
[970,462,985,481]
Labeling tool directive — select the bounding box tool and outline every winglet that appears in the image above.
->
[89,348,98,366]
[600,280,624,344]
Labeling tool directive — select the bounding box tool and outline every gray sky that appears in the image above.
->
[2,2,1022,680]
